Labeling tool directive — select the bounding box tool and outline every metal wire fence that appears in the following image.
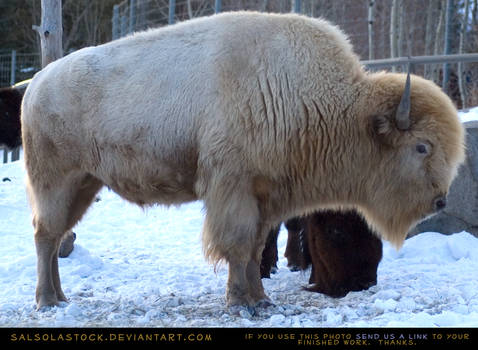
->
[2,0,478,163]
[111,0,477,60]
[111,0,478,108]
[0,51,41,88]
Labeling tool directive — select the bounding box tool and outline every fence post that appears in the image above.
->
[129,0,136,34]
[120,14,127,37]
[169,0,176,25]
[112,5,120,40]
[11,147,20,162]
[215,0,222,13]
[10,50,16,86]
[293,0,302,13]
[1,147,8,163]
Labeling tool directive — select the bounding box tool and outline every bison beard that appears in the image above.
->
[261,211,383,298]
[21,12,464,311]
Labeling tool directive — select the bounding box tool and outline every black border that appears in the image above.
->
[2,327,477,347]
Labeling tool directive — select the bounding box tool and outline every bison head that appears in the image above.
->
[357,72,465,247]
[303,210,382,298]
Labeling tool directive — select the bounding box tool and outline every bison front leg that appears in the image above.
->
[227,251,271,309]
[226,258,255,307]
[202,184,270,309]
[246,250,272,306]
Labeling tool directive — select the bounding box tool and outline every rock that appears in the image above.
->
[409,121,478,239]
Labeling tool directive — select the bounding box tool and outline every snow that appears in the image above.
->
[1,108,478,327]
[459,105,478,123]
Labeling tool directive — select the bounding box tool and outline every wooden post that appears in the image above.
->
[112,5,120,40]
[215,0,222,13]
[3,148,8,164]
[120,15,127,37]
[129,0,136,34]
[9,50,16,86]
[169,0,176,25]
[11,147,20,162]
[32,0,63,68]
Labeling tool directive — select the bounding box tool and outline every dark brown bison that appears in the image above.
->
[261,211,382,298]
[22,12,464,310]
[304,211,382,297]
[0,87,23,150]
[0,84,76,258]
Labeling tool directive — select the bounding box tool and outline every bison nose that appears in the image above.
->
[434,196,447,212]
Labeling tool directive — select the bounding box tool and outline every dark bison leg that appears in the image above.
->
[284,217,311,271]
[260,225,280,278]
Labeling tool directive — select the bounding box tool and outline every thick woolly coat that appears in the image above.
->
[21,12,464,308]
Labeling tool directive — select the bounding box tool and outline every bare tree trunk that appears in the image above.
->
[406,1,414,57]
[187,0,193,18]
[442,0,454,93]
[32,0,63,68]
[473,0,478,27]
[433,0,446,83]
[424,0,436,79]
[390,0,399,71]
[458,0,470,108]
[397,0,404,58]
[368,0,375,60]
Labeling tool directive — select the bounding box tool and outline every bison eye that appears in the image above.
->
[416,144,428,154]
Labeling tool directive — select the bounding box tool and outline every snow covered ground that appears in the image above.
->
[460,105,478,123]
[1,108,478,328]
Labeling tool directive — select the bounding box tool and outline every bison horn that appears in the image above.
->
[395,70,411,130]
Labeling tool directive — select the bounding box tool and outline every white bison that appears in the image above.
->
[21,12,465,310]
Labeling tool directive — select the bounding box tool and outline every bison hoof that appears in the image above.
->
[288,264,301,272]
[36,297,60,311]
[36,290,68,311]
[228,299,275,317]
[228,304,256,317]
[255,298,275,308]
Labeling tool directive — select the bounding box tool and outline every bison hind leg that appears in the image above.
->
[27,171,103,309]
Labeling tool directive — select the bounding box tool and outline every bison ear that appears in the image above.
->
[372,115,392,135]
[370,114,399,146]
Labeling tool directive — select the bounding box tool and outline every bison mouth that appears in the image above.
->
[414,195,448,225]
